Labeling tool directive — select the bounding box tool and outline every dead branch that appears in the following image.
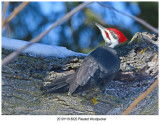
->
[98,2,158,34]
[2,2,93,66]
[122,78,158,115]
[2,2,30,29]
[2,2,9,28]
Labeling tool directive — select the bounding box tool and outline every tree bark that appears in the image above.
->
[2,32,158,115]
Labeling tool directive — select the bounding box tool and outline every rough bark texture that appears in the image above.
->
[2,32,158,115]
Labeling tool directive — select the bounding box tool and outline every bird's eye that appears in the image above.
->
[110,31,118,40]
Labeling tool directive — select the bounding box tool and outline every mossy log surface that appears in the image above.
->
[2,32,158,115]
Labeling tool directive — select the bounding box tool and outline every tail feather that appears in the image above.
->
[41,75,71,90]
[40,74,74,94]
[42,83,68,94]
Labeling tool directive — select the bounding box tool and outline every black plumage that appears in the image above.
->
[41,45,120,95]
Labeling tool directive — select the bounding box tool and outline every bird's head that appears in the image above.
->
[95,22,127,48]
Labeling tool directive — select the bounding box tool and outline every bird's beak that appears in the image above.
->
[95,22,106,31]
[95,22,111,45]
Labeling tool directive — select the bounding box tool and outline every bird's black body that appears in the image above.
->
[41,45,120,95]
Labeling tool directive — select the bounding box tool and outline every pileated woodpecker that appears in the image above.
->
[41,23,127,95]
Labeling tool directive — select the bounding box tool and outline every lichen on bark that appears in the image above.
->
[2,32,158,115]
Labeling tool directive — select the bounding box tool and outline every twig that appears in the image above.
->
[122,78,158,115]
[2,2,30,29]
[2,2,93,66]
[98,2,158,34]
[2,2,9,28]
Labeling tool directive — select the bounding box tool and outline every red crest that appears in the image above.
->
[107,28,127,44]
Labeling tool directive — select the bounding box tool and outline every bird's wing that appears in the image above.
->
[74,46,120,86]
[68,46,120,94]
[74,51,99,86]
[68,53,99,95]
